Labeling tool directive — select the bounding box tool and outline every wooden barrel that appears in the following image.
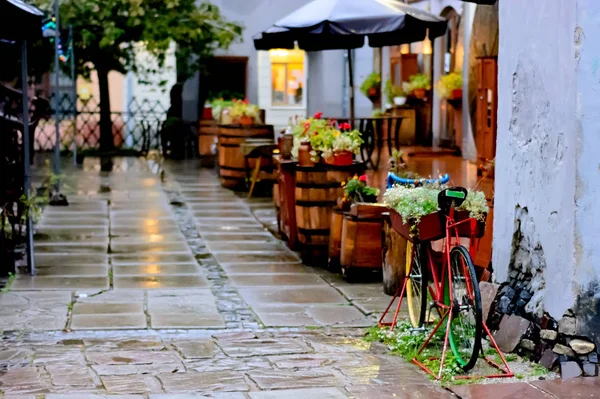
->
[381,212,408,295]
[328,207,345,270]
[295,163,364,266]
[199,119,218,167]
[218,124,274,189]
[340,204,386,276]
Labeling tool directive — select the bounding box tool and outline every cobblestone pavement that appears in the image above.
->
[0,157,596,398]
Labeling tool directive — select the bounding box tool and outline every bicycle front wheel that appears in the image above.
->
[444,245,482,371]
[406,241,428,328]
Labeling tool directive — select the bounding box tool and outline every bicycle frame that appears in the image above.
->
[411,206,513,380]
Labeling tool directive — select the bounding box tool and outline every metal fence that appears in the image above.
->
[34,94,170,153]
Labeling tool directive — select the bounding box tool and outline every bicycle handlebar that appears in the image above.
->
[387,173,450,188]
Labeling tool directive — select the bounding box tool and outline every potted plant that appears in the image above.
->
[360,72,382,103]
[437,72,463,100]
[318,122,363,166]
[291,112,328,166]
[228,99,261,125]
[384,79,407,106]
[408,74,431,100]
[341,175,380,208]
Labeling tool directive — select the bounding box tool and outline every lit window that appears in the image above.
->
[270,49,305,106]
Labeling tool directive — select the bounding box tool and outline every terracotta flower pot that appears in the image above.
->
[325,150,353,166]
[451,89,463,100]
[413,88,426,99]
[239,115,254,126]
[298,142,315,166]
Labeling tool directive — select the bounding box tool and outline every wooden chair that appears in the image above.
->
[243,143,278,198]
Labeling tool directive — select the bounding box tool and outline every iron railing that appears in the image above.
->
[34,94,172,153]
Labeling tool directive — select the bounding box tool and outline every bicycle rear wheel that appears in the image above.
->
[444,245,482,371]
[406,241,428,328]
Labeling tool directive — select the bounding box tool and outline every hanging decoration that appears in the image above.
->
[42,18,72,63]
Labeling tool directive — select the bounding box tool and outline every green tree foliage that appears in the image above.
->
[33,0,243,151]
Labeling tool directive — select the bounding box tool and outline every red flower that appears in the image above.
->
[359,175,367,182]
[232,98,237,102]
[314,112,323,119]
[314,131,318,136]
[243,99,249,104]
[303,122,310,128]
[340,122,352,131]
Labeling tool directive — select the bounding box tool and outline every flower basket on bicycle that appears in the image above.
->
[389,209,486,243]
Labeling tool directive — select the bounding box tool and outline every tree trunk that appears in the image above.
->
[96,64,114,152]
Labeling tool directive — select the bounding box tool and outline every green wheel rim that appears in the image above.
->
[444,274,468,367]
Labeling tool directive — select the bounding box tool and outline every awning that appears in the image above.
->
[0,0,44,41]
[254,0,448,51]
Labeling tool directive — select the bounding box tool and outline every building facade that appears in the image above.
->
[183,0,376,129]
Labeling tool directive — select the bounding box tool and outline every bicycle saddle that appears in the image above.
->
[438,187,468,214]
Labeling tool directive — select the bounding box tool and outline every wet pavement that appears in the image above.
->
[0,157,597,398]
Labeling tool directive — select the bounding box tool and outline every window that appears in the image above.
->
[270,49,305,106]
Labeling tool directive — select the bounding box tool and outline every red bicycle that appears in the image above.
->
[380,187,512,379]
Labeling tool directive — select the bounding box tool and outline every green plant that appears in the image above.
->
[292,116,363,162]
[437,72,463,99]
[384,79,406,103]
[530,363,550,377]
[360,72,382,97]
[0,273,15,294]
[408,73,431,91]
[365,323,465,383]
[343,175,379,203]
[228,99,260,121]
[372,109,384,118]
[389,149,418,179]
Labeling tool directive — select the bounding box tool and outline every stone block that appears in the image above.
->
[540,329,558,341]
[553,344,575,358]
[558,316,577,335]
[583,362,598,377]
[493,314,532,353]
[569,338,595,355]
[519,339,535,351]
[560,361,582,380]
[589,352,598,363]
[539,349,559,370]
[479,281,500,324]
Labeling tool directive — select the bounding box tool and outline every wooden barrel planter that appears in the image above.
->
[328,207,345,271]
[381,212,408,295]
[295,163,364,266]
[218,124,274,189]
[199,119,219,167]
[340,204,387,280]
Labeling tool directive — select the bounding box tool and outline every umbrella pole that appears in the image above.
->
[347,49,355,123]
[21,40,35,276]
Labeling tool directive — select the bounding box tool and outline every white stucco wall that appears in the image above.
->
[493,0,580,319]
[574,0,600,292]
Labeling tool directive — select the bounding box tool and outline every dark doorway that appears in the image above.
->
[199,56,248,116]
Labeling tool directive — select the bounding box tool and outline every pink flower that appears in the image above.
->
[243,99,249,104]
[340,122,352,131]
[314,112,323,119]
[359,175,367,182]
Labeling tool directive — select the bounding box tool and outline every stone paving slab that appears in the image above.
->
[214,252,301,264]
[238,286,349,306]
[111,253,196,265]
[220,263,314,275]
[114,264,201,276]
[34,254,109,266]
[200,232,277,242]
[248,388,348,398]
[228,274,328,287]
[71,314,149,330]
[11,276,109,291]
[157,371,250,393]
[206,242,288,253]
[34,265,109,277]
[114,275,209,290]
[248,369,340,390]
[216,338,312,358]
